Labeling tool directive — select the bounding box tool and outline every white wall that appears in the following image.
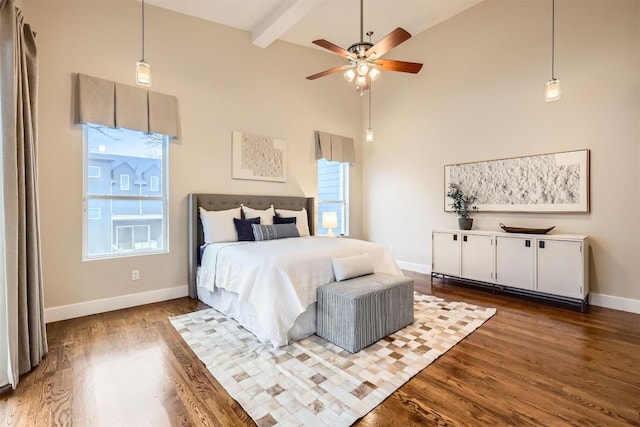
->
[21,0,363,314]
[364,0,640,303]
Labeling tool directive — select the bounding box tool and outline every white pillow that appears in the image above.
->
[199,206,241,243]
[331,253,374,281]
[242,205,275,225]
[275,207,310,237]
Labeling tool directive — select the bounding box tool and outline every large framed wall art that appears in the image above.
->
[232,131,287,182]
[444,149,590,213]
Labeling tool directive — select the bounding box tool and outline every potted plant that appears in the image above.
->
[446,183,478,230]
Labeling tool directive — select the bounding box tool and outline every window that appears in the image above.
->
[150,175,159,192]
[120,174,130,191]
[317,158,349,236]
[88,166,101,178]
[83,124,168,259]
[88,208,101,220]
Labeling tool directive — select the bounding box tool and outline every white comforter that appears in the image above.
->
[199,236,402,347]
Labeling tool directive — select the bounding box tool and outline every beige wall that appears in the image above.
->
[363,0,640,300]
[22,0,363,309]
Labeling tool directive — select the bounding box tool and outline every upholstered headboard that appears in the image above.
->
[188,193,315,298]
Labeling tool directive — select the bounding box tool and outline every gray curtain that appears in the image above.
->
[0,0,47,389]
[315,131,356,163]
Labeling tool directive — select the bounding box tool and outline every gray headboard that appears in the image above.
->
[188,193,315,298]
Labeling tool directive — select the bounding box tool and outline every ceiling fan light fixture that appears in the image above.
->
[356,60,370,76]
[369,67,380,81]
[343,68,356,82]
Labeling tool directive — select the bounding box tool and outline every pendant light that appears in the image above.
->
[365,84,374,142]
[544,0,560,102]
[135,0,151,87]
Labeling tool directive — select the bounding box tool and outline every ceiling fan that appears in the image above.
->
[306,0,423,95]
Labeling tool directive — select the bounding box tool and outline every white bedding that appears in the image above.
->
[198,236,402,347]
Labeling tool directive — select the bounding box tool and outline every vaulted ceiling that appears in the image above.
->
[146,0,483,50]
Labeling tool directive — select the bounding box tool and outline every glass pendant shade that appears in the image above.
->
[365,128,374,142]
[545,78,561,102]
[136,61,151,86]
[369,67,380,81]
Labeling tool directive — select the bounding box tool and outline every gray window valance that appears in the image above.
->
[75,73,180,139]
[314,131,355,163]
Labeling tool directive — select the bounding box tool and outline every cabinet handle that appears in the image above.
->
[453,235,458,241]
[539,241,545,249]
[463,235,468,242]
[525,239,531,247]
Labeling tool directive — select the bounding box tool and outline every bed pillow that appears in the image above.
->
[331,253,374,281]
[234,217,260,241]
[242,205,275,225]
[273,215,296,224]
[199,206,241,243]
[252,223,300,241]
[275,207,310,237]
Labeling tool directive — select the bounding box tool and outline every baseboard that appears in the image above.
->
[397,261,640,314]
[589,293,640,314]
[397,261,431,275]
[45,285,189,323]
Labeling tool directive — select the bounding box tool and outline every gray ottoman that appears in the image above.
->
[316,273,414,353]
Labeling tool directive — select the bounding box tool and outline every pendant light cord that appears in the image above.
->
[368,85,372,128]
[141,0,146,61]
[551,0,555,79]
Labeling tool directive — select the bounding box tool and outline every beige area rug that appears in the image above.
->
[170,294,496,427]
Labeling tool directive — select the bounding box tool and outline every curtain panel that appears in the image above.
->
[75,73,180,139]
[314,131,355,163]
[0,0,47,391]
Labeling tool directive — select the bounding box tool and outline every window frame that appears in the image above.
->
[88,165,101,179]
[317,159,350,236]
[82,124,169,260]
[119,174,130,191]
[150,175,159,192]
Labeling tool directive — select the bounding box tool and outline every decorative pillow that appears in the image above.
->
[199,206,241,243]
[331,253,374,281]
[275,207,310,237]
[242,205,275,225]
[234,217,260,241]
[273,216,296,224]
[252,223,300,241]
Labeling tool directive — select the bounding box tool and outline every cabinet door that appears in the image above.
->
[461,234,494,283]
[495,236,535,290]
[432,232,460,276]
[537,239,584,298]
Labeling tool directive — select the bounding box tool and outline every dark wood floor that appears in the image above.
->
[1,273,639,426]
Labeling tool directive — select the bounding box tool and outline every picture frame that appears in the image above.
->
[444,149,590,213]
[232,130,287,183]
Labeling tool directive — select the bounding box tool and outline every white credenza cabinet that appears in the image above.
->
[432,229,589,307]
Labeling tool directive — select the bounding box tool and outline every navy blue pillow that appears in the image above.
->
[273,216,296,224]
[234,217,260,241]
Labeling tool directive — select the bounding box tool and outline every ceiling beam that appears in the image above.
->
[251,0,324,48]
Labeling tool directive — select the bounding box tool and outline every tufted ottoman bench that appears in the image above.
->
[316,273,414,353]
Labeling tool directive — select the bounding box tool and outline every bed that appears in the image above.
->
[188,193,402,347]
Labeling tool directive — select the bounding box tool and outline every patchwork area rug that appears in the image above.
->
[170,294,496,427]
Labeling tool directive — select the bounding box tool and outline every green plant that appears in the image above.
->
[446,183,478,219]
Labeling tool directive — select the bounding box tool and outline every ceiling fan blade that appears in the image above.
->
[375,59,423,74]
[365,27,411,59]
[306,64,353,80]
[312,39,353,59]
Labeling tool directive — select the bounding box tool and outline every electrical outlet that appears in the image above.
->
[131,269,140,281]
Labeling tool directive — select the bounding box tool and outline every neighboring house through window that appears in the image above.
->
[317,158,349,236]
[83,124,168,259]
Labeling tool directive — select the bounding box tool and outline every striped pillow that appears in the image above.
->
[252,223,300,241]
